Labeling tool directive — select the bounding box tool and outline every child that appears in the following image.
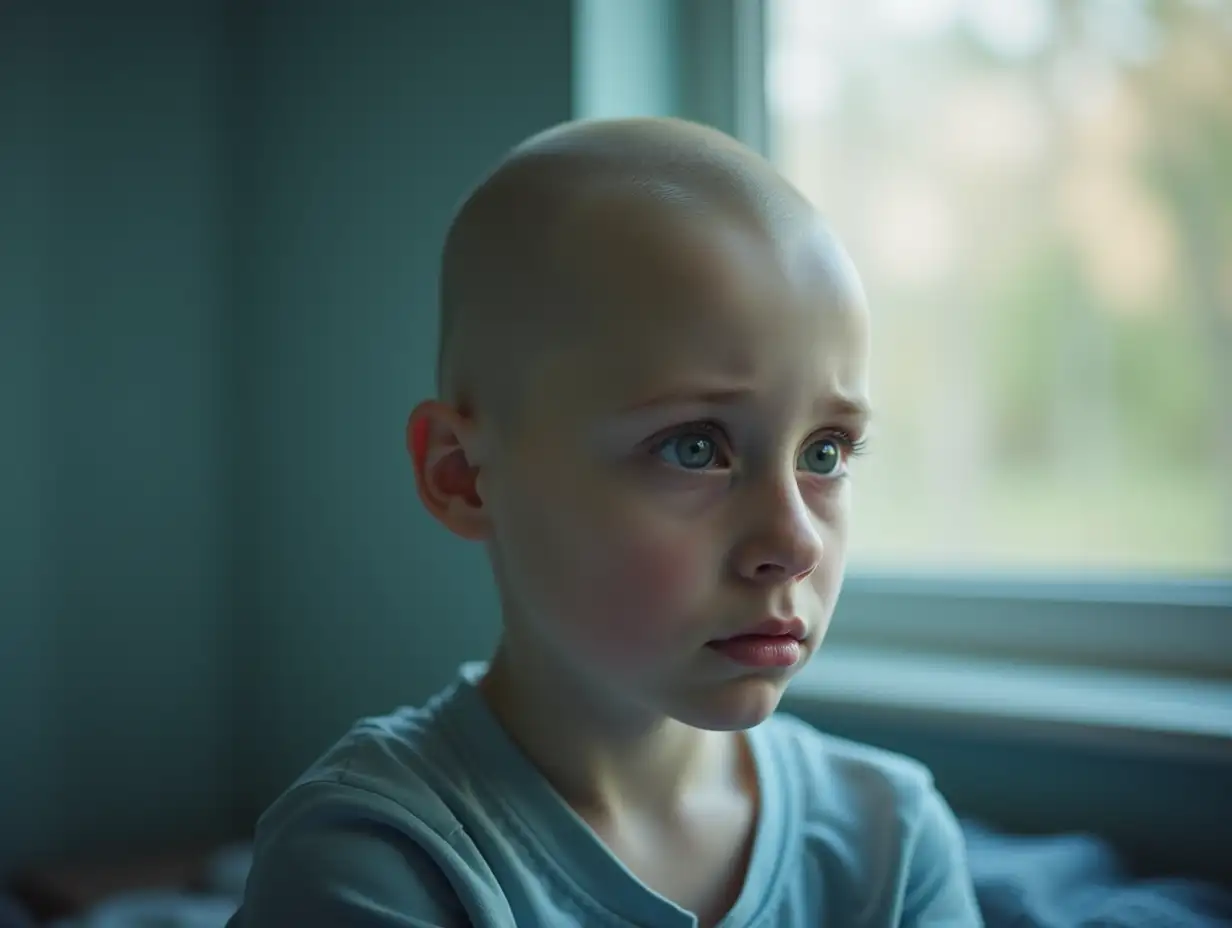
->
[228,117,983,927]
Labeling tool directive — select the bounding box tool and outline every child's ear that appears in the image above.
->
[406,400,490,541]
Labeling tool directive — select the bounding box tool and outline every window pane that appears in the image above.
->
[765,0,1232,576]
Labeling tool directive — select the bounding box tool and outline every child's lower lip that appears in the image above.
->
[707,635,802,668]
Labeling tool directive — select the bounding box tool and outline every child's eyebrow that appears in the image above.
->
[822,394,873,423]
[619,387,753,413]
[617,387,872,422]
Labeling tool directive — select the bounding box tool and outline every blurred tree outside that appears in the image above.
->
[766,0,1232,575]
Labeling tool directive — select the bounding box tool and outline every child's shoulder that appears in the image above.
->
[752,713,982,924]
[235,669,511,926]
[263,675,481,841]
[757,710,942,826]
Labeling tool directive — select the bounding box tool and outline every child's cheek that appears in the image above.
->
[583,528,708,660]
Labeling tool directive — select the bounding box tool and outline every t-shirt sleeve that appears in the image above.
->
[231,782,509,928]
[898,783,984,927]
[233,819,467,927]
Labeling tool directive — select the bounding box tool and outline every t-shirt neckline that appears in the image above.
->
[439,661,792,928]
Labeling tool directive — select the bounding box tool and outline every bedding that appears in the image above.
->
[12,824,1232,926]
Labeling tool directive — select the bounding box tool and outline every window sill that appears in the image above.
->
[841,571,1232,607]
[824,576,1232,680]
[787,645,1232,765]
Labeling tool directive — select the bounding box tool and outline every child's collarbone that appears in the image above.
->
[588,797,757,928]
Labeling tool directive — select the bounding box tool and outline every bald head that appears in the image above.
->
[436,117,817,427]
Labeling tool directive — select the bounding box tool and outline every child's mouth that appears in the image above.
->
[706,633,803,668]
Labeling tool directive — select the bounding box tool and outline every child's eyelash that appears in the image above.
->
[831,430,869,457]
[647,420,728,451]
[647,422,869,456]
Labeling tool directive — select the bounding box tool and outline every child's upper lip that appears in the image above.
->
[714,616,807,641]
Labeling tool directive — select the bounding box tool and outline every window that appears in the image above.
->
[660,0,1232,678]
[762,0,1232,578]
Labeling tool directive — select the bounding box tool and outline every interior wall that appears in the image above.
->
[0,1,234,869]
[232,0,575,815]
[0,0,575,869]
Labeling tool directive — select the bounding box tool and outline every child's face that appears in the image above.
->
[480,206,871,732]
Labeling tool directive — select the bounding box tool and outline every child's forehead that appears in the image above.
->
[560,200,862,343]
[521,221,870,425]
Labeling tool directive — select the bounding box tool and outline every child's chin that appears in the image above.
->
[672,677,788,732]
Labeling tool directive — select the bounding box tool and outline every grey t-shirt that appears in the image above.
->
[230,663,982,927]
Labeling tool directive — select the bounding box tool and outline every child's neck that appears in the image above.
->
[478,639,747,819]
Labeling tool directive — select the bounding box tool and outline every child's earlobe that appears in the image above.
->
[406,401,490,541]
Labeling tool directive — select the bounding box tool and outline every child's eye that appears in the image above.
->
[653,424,731,470]
[798,433,865,477]
[798,438,842,476]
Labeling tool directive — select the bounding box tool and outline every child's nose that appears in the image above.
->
[732,480,825,584]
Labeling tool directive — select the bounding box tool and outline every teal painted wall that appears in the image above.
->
[0,0,573,870]
[1,1,235,870]
[230,0,573,819]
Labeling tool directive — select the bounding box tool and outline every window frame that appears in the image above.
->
[673,0,1232,680]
